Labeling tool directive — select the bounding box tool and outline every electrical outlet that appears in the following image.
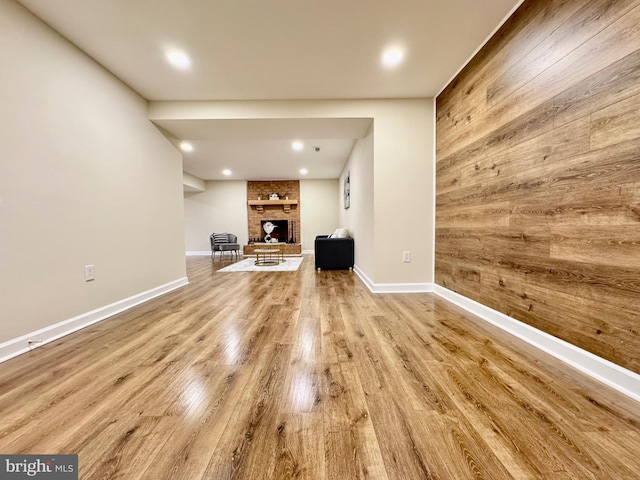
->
[85,265,95,281]
[402,251,411,263]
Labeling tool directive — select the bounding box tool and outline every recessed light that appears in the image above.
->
[381,47,404,68]
[292,141,304,151]
[300,168,308,175]
[180,141,193,152]
[222,169,232,176]
[166,50,191,70]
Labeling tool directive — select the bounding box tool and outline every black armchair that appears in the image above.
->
[314,235,354,270]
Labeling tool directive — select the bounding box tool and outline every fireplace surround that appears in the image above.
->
[260,220,291,243]
[245,180,302,255]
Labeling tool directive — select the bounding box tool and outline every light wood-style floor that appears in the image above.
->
[1,256,639,479]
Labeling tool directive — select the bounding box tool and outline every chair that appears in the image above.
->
[210,232,240,260]
[314,235,354,270]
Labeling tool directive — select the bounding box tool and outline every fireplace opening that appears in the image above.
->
[261,220,289,243]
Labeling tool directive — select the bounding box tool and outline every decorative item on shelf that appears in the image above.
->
[269,193,279,200]
[257,195,261,200]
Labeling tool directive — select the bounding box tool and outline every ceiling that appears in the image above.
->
[155,118,373,180]
[18,0,522,181]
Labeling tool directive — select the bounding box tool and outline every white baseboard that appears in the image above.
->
[302,249,314,255]
[353,265,434,293]
[0,277,189,364]
[433,285,640,403]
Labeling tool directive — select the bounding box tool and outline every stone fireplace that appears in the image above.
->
[245,180,302,255]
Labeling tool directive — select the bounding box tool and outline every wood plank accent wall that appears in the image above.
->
[435,0,640,374]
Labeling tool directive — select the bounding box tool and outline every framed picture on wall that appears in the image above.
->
[343,170,350,209]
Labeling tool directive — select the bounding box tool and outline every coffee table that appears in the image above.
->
[254,245,284,266]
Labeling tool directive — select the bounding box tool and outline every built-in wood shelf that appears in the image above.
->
[248,199,298,213]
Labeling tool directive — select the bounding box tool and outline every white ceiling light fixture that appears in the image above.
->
[222,169,232,176]
[292,141,304,151]
[381,46,405,68]
[300,168,308,175]
[166,49,191,70]
[180,141,193,152]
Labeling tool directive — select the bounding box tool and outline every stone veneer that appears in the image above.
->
[246,180,302,255]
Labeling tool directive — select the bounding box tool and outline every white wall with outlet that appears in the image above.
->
[152,98,433,286]
[0,1,187,347]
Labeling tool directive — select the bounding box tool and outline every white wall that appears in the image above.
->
[149,99,434,285]
[0,0,186,344]
[184,179,338,253]
[300,179,340,251]
[372,100,433,284]
[184,181,248,252]
[339,125,374,274]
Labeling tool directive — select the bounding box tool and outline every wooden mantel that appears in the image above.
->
[248,199,298,213]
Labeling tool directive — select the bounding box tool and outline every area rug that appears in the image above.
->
[217,257,303,272]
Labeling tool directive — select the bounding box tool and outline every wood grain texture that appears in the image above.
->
[1,256,640,479]
[486,0,638,108]
[436,0,586,159]
[436,0,640,373]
